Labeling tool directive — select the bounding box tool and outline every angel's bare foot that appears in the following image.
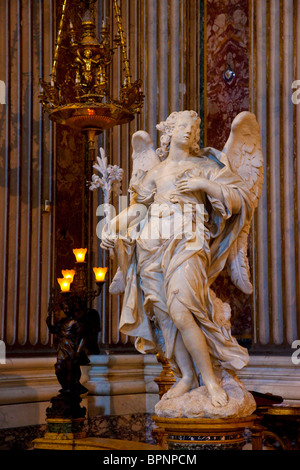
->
[165,375,197,399]
[206,381,228,407]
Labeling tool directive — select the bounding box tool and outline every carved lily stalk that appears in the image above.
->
[89,147,123,235]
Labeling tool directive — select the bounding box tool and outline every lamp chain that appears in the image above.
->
[113,0,131,86]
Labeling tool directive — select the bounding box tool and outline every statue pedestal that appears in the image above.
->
[33,416,86,450]
[44,417,87,440]
[152,414,263,450]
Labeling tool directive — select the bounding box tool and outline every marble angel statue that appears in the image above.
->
[101,110,263,416]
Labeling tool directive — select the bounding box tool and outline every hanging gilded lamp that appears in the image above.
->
[39,0,144,142]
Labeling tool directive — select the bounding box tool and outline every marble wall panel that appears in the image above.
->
[54,126,85,278]
[205,0,252,340]
[205,0,250,150]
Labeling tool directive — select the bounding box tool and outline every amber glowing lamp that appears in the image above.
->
[93,267,108,283]
[73,248,87,263]
[57,277,72,293]
[61,269,76,282]
[58,248,107,294]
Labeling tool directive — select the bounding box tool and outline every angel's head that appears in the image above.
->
[156,110,201,159]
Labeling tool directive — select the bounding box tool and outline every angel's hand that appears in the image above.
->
[101,225,117,250]
[100,232,117,250]
[175,177,206,193]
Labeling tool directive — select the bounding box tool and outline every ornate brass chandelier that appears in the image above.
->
[39,0,144,143]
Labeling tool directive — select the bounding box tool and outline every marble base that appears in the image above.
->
[88,412,156,445]
[152,414,262,450]
[155,370,256,419]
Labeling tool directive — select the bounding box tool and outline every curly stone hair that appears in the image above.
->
[156,110,201,159]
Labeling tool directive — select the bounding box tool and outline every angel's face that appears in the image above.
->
[171,115,198,150]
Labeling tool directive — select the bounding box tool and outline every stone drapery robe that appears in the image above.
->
[115,153,252,374]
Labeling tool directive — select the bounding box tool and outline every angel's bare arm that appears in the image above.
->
[101,170,156,249]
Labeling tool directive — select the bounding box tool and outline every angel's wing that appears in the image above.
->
[129,130,160,188]
[223,111,264,294]
[110,130,159,296]
[223,111,264,205]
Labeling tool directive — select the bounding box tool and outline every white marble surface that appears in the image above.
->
[237,355,300,400]
[155,369,256,419]
[0,357,58,405]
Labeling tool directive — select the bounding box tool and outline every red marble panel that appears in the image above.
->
[206,0,252,340]
[206,0,250,150]
[55,125,85,278]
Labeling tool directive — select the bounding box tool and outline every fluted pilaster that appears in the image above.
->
[251,0,299,349]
